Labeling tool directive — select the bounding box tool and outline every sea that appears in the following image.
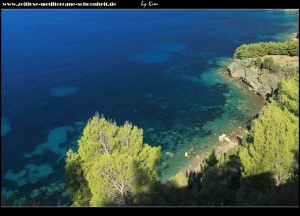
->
[1,9,299,206]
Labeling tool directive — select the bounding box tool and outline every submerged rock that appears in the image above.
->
[1,118,11,137]
[165,152,174,157]
[30,189,41,198]
[61,191,69,198]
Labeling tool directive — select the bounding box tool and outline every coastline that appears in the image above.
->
[2,10,298,207]
[180,32,299,180]
[185,70,259,176]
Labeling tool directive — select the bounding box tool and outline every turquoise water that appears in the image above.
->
[157,57,265,178]
[1,10,298,205]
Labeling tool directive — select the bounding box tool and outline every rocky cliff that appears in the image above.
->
[227,55,299,99]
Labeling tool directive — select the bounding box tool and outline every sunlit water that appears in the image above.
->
[1,10,298,205]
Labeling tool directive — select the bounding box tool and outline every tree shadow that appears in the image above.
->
[133,149,242,206]
[237,172,299,206]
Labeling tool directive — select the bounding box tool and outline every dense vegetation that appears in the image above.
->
[65,113,161,206]
[234,41,299,59]
[237,78,299,205]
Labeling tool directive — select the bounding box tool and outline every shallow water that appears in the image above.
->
[1,10,298,205]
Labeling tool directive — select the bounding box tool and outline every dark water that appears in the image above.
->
[1,10,298,205]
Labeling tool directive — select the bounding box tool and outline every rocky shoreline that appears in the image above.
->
[183,67,266,174]
[185,124,247,176]
[227,34,298,99]
[182,70,263,180]
[179,33,299,183]
[227,55,298,99]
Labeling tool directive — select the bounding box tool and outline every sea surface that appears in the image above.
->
[1,10,298,206]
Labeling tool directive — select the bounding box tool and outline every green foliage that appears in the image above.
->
[234,41,299,59]
[275,176,299,206]
[200,155,241,206]
[254,57,262,68]
[239,101,298,186]
[218,146,239,165]
[261,57,274,70]
[65,113,161,206]
[234,43,267,59]
[237,173,299,206]
[203,149,218,169]
[286,40,299,56]
[278,75,299,116]
[261,57,280,73]
[237,172,277,206]
[281,64,299,78]
[87,153,136,206]
[226,146,239,158]
[65,150,91,206]
[237,74,299,206]
[170,171,188,188]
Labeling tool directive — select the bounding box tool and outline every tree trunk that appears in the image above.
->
[121,192,126,205]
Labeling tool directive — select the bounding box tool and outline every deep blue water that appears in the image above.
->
[1,10,298,205]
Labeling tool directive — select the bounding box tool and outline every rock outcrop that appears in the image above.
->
[218,134,231,143]
[227,56,298,99]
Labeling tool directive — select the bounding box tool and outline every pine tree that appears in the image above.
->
[65,113,161,206]
[239,102,298,187]
[278,75,299,116]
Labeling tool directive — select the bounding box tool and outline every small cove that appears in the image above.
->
[1,10,298,205]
